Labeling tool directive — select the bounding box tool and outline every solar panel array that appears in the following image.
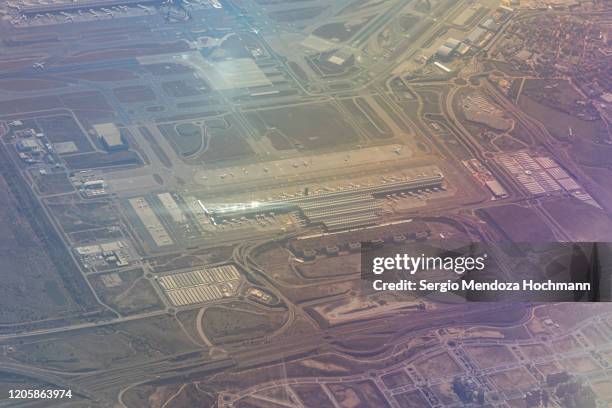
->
[158,265,242,307]
[497,151,601,208]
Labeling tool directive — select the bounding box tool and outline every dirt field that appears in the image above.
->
[522,79,596,119]
[292,384,335,408]
[591,378,612,402]
[60,91,114,111]
[159,116,253,162]
[198,117,254,162]
[265,129,295,150]
[0,95,62,115]
[122,384,183,408]
[394,390,430,408]
[581,325,608,346]
[490,367,536,392]
[562,355,600,374]
[0,79,66,91]
[551,335,582,353]
[31,172,74,195]
[297,354,356,375]
[0,176,80,324]
[312,17,373,42]
[381,369,413,389]
[465,345,516,369]
[36,114,94,152]
[478,204,556,242]
[9,315,196,371]
[161,79,208,98]
[63,41,190,64]
[71,69,138,82]
[68,227,124,246]
[415,351,463,377]
[203,302,287,343]
[63,150,142,169]
[269,6,328,23]
[537,303,608,332]
[90,269,163,315]
[288,61,309,82]
[253,386,296,407]
[158,122,204,157]
[249,103,360,150]
[519,344,552,360]
[296,254,361,279]
[327,380,388,407]
[542,198,612,241]
[431,382,460,405]
[0,56,44,72]
[535,361,564,376]
[113,85,157,104]
[216,34,255,59]
[255,245,304,286]
[47,198,120,233]
[567,129,612,167]
[143,63,194,76]
[519,96,607,144]
[341,98,392,140]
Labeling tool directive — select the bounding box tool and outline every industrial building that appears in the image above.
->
[326,49,354,67]
[480,18,501,32]
[436,45,454,60]
[436,38,462,60]
[94,123,127,151]
[464,27,491,47]
[484,180,508,198]
[75,240,130,268]
[16,139,43,154]
[207,173,444,231]
[456,43,471,56]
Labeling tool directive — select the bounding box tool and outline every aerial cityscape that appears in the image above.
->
[0,0,611,406]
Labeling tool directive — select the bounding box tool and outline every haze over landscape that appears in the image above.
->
[0,0,611,406]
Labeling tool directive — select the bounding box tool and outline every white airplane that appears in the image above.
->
[32,61,46,69]
[60,12,74,21]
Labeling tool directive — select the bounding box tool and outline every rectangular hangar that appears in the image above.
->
[207,173,444,231]
[94,123,127,151]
